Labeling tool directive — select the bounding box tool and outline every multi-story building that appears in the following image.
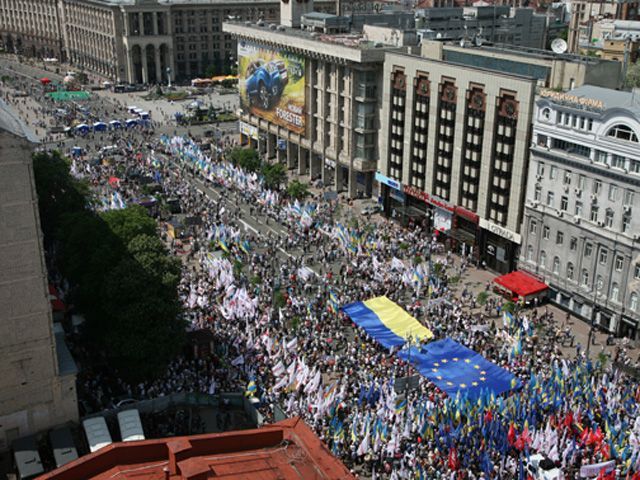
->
[0,0,334,83]
[415,6,547,49]
[521,86,640,340]
[224,3,398,198]
[0,0,64,59]
[0,100,78,450]
[378,50,537,273]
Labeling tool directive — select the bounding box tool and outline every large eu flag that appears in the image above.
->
[398,338,521,399]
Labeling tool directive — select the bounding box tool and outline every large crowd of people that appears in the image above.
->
[3,58,640,479]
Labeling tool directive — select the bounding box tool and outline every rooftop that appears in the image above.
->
[540,85,640,116]
[224,22,390,63]
[38,417,355,480]
[0,99,39,143]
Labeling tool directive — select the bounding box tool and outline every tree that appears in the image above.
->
[625,62,640,89]
[128,234,182,290]
[101,205,157,245]
[261,162,287,190]
[205,64,218,78]
[230,147,261,172]
[32,151,89,241]
[286,180,310,200]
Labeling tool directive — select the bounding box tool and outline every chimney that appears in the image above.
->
[281,0,314,28]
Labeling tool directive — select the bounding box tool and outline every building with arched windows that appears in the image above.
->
[521,85,640,339]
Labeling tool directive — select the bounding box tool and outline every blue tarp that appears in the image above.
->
[397,338,520,399]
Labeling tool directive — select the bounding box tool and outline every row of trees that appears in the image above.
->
[228,148,310,199]
[33,152,185,380]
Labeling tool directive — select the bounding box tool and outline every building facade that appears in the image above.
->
[225,5,390,198]
[0,0,64,59]
[378,51,537,273]
[0,100,78,451]
[0,0,334,84]
[521,85,640,339]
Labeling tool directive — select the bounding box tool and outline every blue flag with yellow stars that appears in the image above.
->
[397,338,521,399]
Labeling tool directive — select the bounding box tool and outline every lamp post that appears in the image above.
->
[166,66,172,88]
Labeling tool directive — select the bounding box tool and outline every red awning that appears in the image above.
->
[493,271,548,299]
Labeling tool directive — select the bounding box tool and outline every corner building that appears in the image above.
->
[378,51,536,273]
[521,86,640,339]
[225,7,387,198]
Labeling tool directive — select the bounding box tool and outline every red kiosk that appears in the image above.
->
[493,271,549,304]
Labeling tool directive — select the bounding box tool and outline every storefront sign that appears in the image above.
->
[479,218,522,245]
[539,89,605,112]
[433,208,452,232]
[455,206,479,224]
[403,185,454,212]
[375,171,402,191]
[239,121,258,140]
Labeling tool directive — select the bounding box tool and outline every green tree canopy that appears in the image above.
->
[625,62,640,89]
[101,205,157,245]
[286,180,310,200]
[262,162,287,190]
[230,147,261,172]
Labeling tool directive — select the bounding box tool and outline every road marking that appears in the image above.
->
[239,219,258,234]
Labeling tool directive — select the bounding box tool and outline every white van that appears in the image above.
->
[117,409,145,442]
[82,417,112,453]
[526,454,564,480]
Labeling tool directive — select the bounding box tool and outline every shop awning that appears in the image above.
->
[493,271,548,299]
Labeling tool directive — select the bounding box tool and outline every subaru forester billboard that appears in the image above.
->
[238,40,305,135]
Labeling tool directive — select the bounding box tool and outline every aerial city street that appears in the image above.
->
[1,0,640,479]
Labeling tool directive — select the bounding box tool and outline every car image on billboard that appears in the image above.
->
[238,41,305,134]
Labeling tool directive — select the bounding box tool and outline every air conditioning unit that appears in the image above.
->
[573,215,581,224]
[536,174,543,181]
[605,163,611,169]
[575,188,582,195]
[532,200,539,207]
[624,205,632,213]
[597,221,605,227]
[591,194,598,202]
[564,184,570,193]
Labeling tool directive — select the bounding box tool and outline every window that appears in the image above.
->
[541,107,551,120]
[635,263,640,279]
[599,248,608,264]
[534,185,541,201]
[623,213,631,233]
[596,275,604,292]
[578,175,586,190]
[550,166,558,180]
[631,160,640,174]
[575,201,583,216]
[606,124,639,143]
[595,150,608,164]
[630,292,638,312]
[543,226,550,239]
[611,283,619,302]
[551,138,591,158]
[590,205,599,222]
[563,171,571,185]
[553,257,560,274]
[546,191,555,207]
[593,180,602,194]
[530,219,537,235]
[559,196,568,212]
[615,256,624,271]
[556,231,564,244]
[624,190,634,206]
[537,162,545,176]
[567,262,574,280]
[540,251,547,269]
[581,269,589,286]
[609,184,618,201]
[523,245,532,262]
[605,209,614,228]
[570,237,577,251]
[585,243,593,257]
[612,155,626,169]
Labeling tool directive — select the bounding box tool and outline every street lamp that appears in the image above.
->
[166,66,172,88]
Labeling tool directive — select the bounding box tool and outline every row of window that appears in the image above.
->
[525,248,640,310]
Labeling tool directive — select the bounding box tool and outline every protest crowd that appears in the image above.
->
[3,61,640,479]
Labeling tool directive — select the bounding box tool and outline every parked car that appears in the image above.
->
[361,202,382,215]
[245,59,288,110]
[525,454,564,480]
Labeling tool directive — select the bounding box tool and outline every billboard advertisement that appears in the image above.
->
[238,40,305,135]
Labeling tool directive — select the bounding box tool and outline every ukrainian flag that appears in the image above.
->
[218,239,229,253]
[341,296,433,348]
[245,380,257,397]
[395,398,407,415]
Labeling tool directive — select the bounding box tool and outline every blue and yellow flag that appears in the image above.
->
[245,380,257,397]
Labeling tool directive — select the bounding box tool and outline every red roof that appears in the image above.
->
[493,271,548,298]
[37,418,355,480]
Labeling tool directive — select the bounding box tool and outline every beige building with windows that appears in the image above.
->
[0,100,78,451]
[0,0,334,83]
[378,51,537,273]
